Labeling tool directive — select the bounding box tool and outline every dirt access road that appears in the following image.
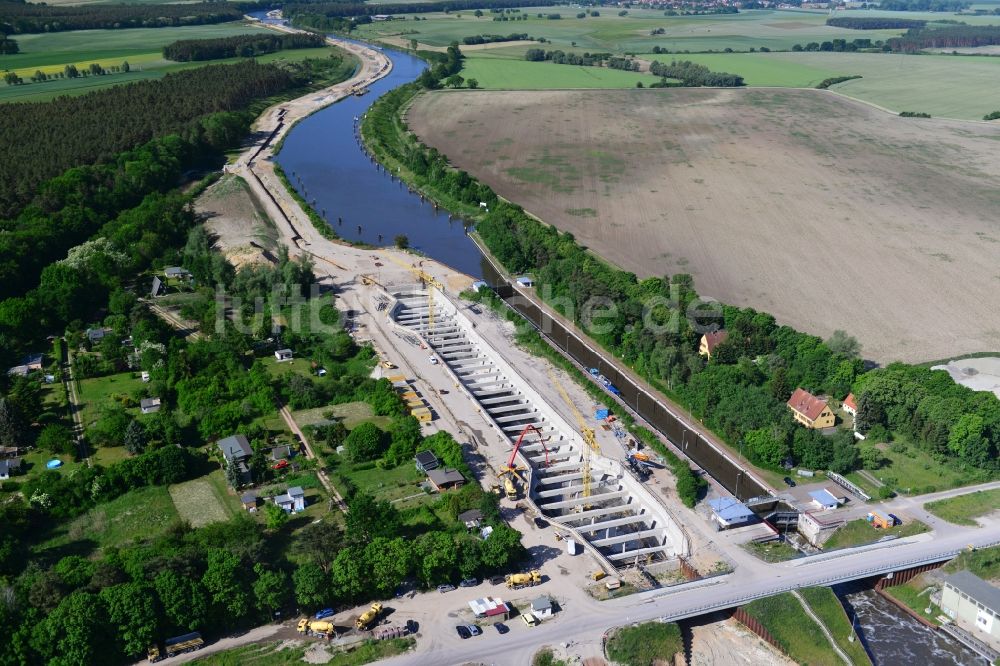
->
[409,88,1000,364]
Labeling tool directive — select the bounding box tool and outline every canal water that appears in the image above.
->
[835,583,985,665]
[270,34,488,277]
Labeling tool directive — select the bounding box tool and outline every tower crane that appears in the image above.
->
[547,368,599,507]
[383,254,443,332]
[498,424,550,500]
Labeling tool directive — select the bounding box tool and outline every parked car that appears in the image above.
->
[437,584,456,594]
[272,460,289,471]
[456,626,471,639]
[466,625,482,637]
[429,356,439,365]
[314,608,334,620]
[459,578,478,588]
[783,476,796,487]
[488,576,505,586]
[494,623,509,635]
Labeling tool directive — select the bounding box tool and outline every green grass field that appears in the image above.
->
[355,8,922,53]
[823,517,929,550]
[864,441,973,495]
[882,575,943,625]
[0,24,342,102]
[76,371,147,428]
[169,470,240,528]
[944,544,1000,580]
[926,489,1000,526]
[743,539,801,563]
[293,400,392,430]
[195,638,415,666]
[37,485,181,556]
[460,55,649,88]
[605,622,683,666]
[742,592,842,666]
[647,51,842,86]
[343,460,429,506]
[798,587,873,665]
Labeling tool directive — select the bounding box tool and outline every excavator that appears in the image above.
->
[498,424,550,500]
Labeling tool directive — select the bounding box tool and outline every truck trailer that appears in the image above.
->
[148,631,204,662]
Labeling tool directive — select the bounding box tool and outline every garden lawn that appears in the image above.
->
[944,544,1000,581]
[342,461,430,506]
[799,586,874,664]
[294,401,392,430]
[823,518,928,551]
[743,539,801,563]
[925,489,1000,526]
[195,638,414,666]
[742,592,841,666]
[169,470,240,528]
[35,485,181,556]
[865,442,972,495]
[76,371,147,428]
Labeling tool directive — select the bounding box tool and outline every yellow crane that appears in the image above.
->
[547,368,598,507]
[383,254,443,332]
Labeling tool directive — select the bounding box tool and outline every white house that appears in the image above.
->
[515,276,534,288]
[530,596,553,620]
[808,488,842,511]
[842,393,858,417]
[274,486,306,513]
[274,349,294,362]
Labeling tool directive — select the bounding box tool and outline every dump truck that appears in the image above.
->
[148,631,204,661]
[356,602,383,630]
[505,570,541,590]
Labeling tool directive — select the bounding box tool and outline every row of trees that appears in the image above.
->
[878,0,970,9]
[461,32,529,45]
[0,1,242,34]
[648,60,744,86]
[792,38,887,52]
[285,0,552,21]
[523,48,640,71]
[889,25,1000,51]
[163,32,326,62]
[826,16,927,29]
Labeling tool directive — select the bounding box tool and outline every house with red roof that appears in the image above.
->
[787,388,835,429]
[698,330,729,360]
[842,393,858,417]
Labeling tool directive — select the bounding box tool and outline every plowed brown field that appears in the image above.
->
[408,88,1000,363]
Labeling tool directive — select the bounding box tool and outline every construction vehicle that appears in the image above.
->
[590,570,607,581]
[298,619,336,637]
[497,424,550,500]
[547,369,599,509]
[148,632,204,661]
[505,570,542,590]
[381,360,396,369]
[356,603,383,630]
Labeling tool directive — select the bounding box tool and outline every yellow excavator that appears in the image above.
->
[498,424,550,500]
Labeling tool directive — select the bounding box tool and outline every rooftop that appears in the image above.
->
[702,329,729,352]
[945,570,1000,613]
[531,596,552,612]
[427,468,464,487]
[708,498,755,523]
[468,596,509,617]
[808,488,840,506]
[218,434,252,461]
[787,388,830,422]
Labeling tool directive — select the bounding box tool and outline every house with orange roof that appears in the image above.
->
[787,388,835,429]
[842,393,858,417]
[698,330,729,360]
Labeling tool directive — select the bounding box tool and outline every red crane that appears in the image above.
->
[507,424,550,469]
[498,424,550,500]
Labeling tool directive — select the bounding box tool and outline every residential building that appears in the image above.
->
[218,434,253,485]
[8,353,43,377]
[270,445,291,462]
[414,450,440,473]
[698,330,729,359]
[458,509,483,530]
[515,276,534,288]
[274,349,294,362]
[787,388,836,429]
[941,571,1000,651]
[140,397,161,414]
[427,467,464,492]
[274,486,306,513]
[708,498,755,529]
[151,276,165,297]
[164,266,191,279]
[0,458,21,480]
[241,492,258,512]
[86,327,109,344]
[530,596,553,620]
[842,393,858,417]
[808,488,842,511]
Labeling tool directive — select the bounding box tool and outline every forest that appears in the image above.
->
[889,24,1000,51]
[0,55,356,319]
[524,48,638,70]
[0,1,242,34]
[648,60,744,86]
[877,0,970,9]
[462,32,529,45]
[163,32,327,62]
[826,16,926,29]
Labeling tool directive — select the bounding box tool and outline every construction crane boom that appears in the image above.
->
[547,369,597,506]
[498,424,550,500]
